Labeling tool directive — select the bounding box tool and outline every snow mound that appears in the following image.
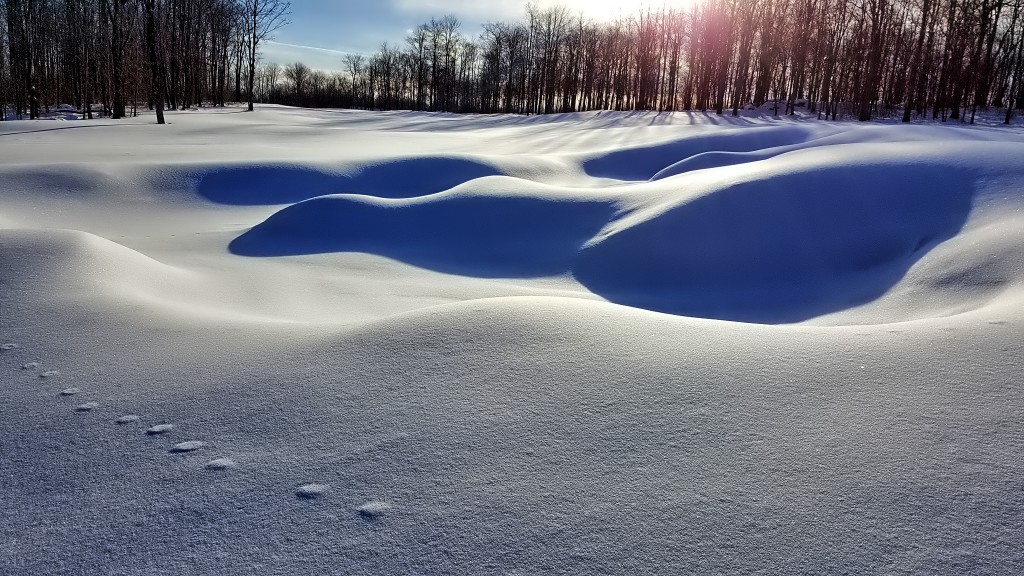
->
[582,124,826,181]
[226,138,1024,324]
[0,228,188,292]
[0,165,113,199]
[196,156,503,205]
[575,143,1024,323]
[815,218,1024,323]
[649,125,1024,180]
[231,178,619,278]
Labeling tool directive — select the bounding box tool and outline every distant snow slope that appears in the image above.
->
[1,105,1022,575]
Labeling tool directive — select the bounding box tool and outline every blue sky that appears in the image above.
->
[263,0,642,72]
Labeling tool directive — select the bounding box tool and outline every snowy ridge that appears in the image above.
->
[229,178,621,278]
[195,155,505,205]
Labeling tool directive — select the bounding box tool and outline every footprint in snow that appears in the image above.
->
[115,415,140,425]
[75,402,100,412]
[296,484,329,499]
[20,362,39,370]
[357,500,392,519]
[205,458,236,470]
[146,423,174,435]
[0,343,18,351]
[170,441,205,453]
[39,370,60,378]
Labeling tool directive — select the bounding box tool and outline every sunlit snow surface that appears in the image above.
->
[1,106,1023,574]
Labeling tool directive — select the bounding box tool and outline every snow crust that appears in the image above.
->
[1,105,1023,574]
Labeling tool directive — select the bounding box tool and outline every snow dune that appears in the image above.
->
[196,156,504,205]
[578,143,1024,322]
[229,136,1024,323]
[1,106,1023,575]
[582,123,826,180]
[230,178,620,277]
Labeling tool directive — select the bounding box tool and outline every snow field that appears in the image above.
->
[1,105,1023,574]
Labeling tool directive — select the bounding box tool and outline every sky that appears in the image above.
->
[263,1,650,72]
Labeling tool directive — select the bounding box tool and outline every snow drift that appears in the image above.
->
[577,144,996,322]
[581,124,824,180]
[230,178,620,277]
[197,156,504,205]
[229,138,1024,323]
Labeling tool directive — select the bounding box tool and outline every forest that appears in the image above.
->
[2,0,1024,123]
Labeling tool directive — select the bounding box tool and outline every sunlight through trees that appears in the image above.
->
[2,0,1023,123]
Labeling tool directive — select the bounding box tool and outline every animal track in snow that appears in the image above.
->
[170,441,205,453]
[205,458,236,470]
[20,370,240,489]
[146,424,174,435]
[9,360,240,486]
[357,500,392,519]
[296,484,329,499]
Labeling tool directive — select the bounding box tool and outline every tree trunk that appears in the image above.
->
[903,0,931,122]
[144,0,165,125]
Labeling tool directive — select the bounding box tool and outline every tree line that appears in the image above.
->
[0,0,288,122]
[4,0,1024,123]
[264,0,1024,124]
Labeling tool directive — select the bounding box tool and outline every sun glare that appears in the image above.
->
[545,0,692,21]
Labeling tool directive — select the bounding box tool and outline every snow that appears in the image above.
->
[356,500,393,519]
[146,423,175,435]
[2,105,1023,574]
[170,440,206,453]
[205,457,237,470]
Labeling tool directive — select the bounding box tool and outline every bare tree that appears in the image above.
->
[5,0,1024,123]
[283,60,308,100]
[242,0,289,111]
[141,0,164,124]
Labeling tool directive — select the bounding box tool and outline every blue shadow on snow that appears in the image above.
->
[197,157,502,205]
[573,161,977,323]
[230,194,620,278]
[583,126,816,181]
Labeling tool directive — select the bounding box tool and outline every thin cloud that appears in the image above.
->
[262,41,358,72]
[265,41,357,57]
